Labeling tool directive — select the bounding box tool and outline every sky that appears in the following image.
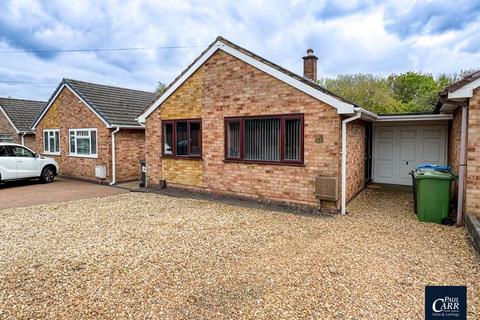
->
[0,0,479,101]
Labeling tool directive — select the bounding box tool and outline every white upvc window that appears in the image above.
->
[0,133,14,143]
[43,129,60,155]
[69,128,97,158]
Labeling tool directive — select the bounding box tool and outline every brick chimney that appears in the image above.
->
[302,49,318,81]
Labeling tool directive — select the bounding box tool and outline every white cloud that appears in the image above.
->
[0,0,478,101]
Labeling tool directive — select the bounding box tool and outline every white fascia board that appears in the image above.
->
[32,84,111,129]
[448,88,473,99]
[110,125,145,129]
[138,40,355,122]
[0,106,20,133]
[376,114,453,122]
[448,77,480,99]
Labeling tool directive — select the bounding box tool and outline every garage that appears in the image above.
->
[373,121,448,185]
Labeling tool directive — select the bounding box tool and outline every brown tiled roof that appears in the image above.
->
[142,36,359,115]
[39,79,157,127]
[446,70,480,92]
[0,97,46,132]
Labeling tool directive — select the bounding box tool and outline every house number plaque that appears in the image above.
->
[315,135,324,144]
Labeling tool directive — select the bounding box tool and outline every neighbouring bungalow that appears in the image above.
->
[0,97,46,150]
[138,36,454,213]
[32,79,157,184]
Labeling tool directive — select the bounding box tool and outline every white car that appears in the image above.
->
[0,143,58,183]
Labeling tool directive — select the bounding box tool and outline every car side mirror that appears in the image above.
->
[35,153,40,158]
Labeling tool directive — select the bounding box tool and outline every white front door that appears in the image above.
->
[373,125,446,185]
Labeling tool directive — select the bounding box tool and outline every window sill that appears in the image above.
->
[162,155,203,160]
[68,154,98,159]
[43,152,60,156]
[223,159,305,167]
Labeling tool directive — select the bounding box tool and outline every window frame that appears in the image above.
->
[0,133,14,143]
[43,129,60,155]
[224,114,304,165]
[68,128,98,158]
[161,119,202,159]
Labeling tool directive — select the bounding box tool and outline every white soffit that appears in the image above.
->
[448,77,480,99]
[375,114,453,122]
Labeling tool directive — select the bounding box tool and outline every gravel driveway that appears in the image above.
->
[0,189,478,319]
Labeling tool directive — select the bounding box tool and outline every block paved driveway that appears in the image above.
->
[0,177,128,209]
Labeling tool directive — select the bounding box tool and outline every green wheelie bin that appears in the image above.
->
[413,170,456,224]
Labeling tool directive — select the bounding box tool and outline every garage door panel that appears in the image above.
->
[377,164,394,179]
[378,142,393,160]
[423,129,441,139]
[399,129,416,139]
[378,128,394,139]
[398,164,416,179]
[400,142,416,161]
[423,142,441,163]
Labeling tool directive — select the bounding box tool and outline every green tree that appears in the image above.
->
[319,71,463,114]
[319,74,400,114]
[155,81,167,95]
[387,72,441,112]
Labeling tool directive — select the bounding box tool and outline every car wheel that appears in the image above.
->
[40,166,55,183]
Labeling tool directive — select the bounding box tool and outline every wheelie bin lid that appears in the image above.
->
[413,170,456,180]
[416,163,451,172]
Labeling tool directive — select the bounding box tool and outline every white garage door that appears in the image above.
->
[373,125,447,185]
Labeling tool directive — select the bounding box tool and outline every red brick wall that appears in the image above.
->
[145,109,162,186]
[203,51,341,206]
[346,119,366,201]
[448,107,463,199]
[145,50,352,207]
[0,110,38,150]
[0,109,21,144]
[466,88,480,217]
[23,134,36,151]
[35,87,113,182]
[115,129,144,182]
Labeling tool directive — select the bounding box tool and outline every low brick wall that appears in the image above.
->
[465,214,480,255]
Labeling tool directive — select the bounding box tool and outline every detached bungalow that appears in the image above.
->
[32,79,156,184]
[138,37,375,211]
[138,37,453,213]
[0,97,46,150]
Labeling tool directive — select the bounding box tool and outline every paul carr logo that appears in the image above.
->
[425,286,466,320]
